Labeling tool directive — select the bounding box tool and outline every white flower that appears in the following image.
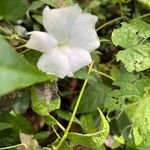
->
[26,5,100,78]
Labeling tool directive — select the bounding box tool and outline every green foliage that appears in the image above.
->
[68,108,109,149]
[41,0,74,7]
[0,113,33,133]
[117,43,150,72]
[0,1,150,150]
[112,20,150,72]
[105,73,150,111]
[57,110,80,124]
[0,37,55,96]
[13,90,30,114]
[0,0,28,20]
[124,95,150,148]
[80,114,97,133]
[76,81,111,113]
[31,86,60,125]
[73,68,97,81]
[138,0,150,7]
[28,1,44,11]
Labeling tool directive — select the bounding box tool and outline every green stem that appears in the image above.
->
[19,48,30,54]
[0,26,10,35]
[1,34,27,43]
[100,39,111,43]
[4,19,18,35]
[18,37,27,43]
[56,120,65,131]
[135,13,150,19]
[96,16,125,31]
[55,62,94,150]
[0,35,11,40]
[43,147,52,150]
[16,44,26,50]
[52,126,61,138]
[91,68,115,81]
[0,143,27,150]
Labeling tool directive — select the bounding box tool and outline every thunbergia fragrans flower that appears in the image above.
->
[26,5,100,78]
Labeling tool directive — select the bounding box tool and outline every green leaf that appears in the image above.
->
[57,110,80,124]
[117,43,150,72]
[31,85,60,126]
[0,37,55,96]
[88,0,101,9]
[0,113,33,133]
[104,73,150,111]
[76,82,111,113]
[34,131,50,141]
[124,95,150,148]
[29,1,44,11]
[112,20,150,49]
[80,115,97,133]
[138,0,150,7]
[32,15,42,24]
[23,49,41,65]
[13,90,30,114]
[0,122,12,131]
[52,138,72,150]
[105,89,126,112]
[41,0,74,7]
[68,108,109,149]
[31,84,60,116]
[112,20,150,72]
[0,0,28,20]
[73,68,97,81]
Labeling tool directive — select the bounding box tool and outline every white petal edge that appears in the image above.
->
[37,49,71,78]
[69,13,100,52]
[26,31,57,53]
[63,47,92,74]
[42,5,82,42]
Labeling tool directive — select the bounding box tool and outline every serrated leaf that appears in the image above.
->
[112,20,150,49]
[104,73,150,111]
[112,20,150,72]
[68,108,109,149]
[124,95,150,148]
[0,37,55,96]
[105,89,126,112]
[0,0,28,20]
[117,43,150,72]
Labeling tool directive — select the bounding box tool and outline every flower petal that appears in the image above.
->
[64,47,92,73]
[37,49,70,78]
[42,5,82,42]
[26,31,57,53]
[69,13,100,52]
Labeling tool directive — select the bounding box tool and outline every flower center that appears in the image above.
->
[57,41,69,51]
